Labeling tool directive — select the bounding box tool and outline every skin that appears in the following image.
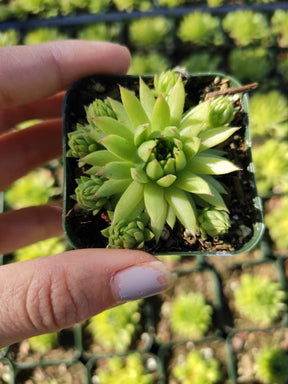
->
[0,40,171,348]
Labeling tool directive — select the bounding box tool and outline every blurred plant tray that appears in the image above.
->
[62,72,264,256]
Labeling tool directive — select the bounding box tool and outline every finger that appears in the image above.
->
[0,119,62,190]
[0,201,63,254]
[0,40,131,109]
[0,249,174,347]
[0,92,65,133]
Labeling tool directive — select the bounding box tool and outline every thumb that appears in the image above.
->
[0,249,173,348]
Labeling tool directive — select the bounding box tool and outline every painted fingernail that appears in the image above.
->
[111,260,174,301]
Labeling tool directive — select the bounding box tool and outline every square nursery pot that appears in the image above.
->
[62,72,264,256]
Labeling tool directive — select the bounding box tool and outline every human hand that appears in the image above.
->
[0,40,174,348]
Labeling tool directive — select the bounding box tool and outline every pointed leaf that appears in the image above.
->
[131,167,149,183]
[93,116,134,142]
[95,179,131,198]
[144,182,168,241]
[201,175,228,194]
[108,97,133,131]
[174,171,213,195]
[157,174,177,187]
[146,159,164,180]
[81,150,120,166]
[113,180,145,223]
[139,77,156,120]
[167,75,185,126]
[134,124,149,146]
[186,154,240,175]
[165,187,198,235]
[180,123,205,138]
[198,127,240,151]
[197,184,228,211]
[151,95,170,132]
[137,140,157,162]
[166,206,176,229]
[100,135,136,161]
[120,86,149,128]
[183,137,201,158]
[97,161,132,179]
[180,100,211,130]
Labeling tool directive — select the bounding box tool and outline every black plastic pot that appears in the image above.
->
[62,72,264,256]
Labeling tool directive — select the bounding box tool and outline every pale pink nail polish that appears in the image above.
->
[111,261,174,301]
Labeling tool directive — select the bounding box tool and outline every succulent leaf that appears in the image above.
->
[113,180,145,223]
[144,182,168,241]
[187,154,240,174]
[139,77,156,120]
[167,75,185,126]
[198,126,240,151]
[100,135,136,161]
[174,171,213,195]
[198,207,231,238]
[120,86,149,128]
[81,150,120,166]
[97,161,132,179]
[165,187,198,235]
[151,95,170,132]
[92,116,134,142]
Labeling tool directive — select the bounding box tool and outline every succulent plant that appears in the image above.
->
[95,353,154,384]
[180,52,222,73]
[68,71,240,249]
[0,30,19,46]
[77,22,121,42]
[128,16,172,48]
[253,139,288,195]
[228,47,272,83]
[198,207,231,239]
[23,27,68,45]
[249,91,288,139]
[177,12,224,46]
[102,213,154,249]
[255,347,288,384]
[271,10,288,48]
[222,10,271,46]
[28,333,58,354]
[87,300,141,353]
[265,196,288,250]
[169,292,213,338]
[234,273,286,326]
[172,350,222,384]
[128,52,171,75]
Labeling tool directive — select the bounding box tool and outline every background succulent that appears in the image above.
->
[255,347,288,384]
[68,71,240,249]
[168,292,213,338]
[234,273,287,326]
[172,350,222,384]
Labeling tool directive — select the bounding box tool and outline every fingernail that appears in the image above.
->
[111,260,174,301]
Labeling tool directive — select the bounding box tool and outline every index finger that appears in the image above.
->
[0,40,131,109]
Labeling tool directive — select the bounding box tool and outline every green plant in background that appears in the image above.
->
[5,168,60,209]
[253,139,288,195]
[271,10,288,48]
[249,91,288,139]
[177,12,224,46]
[77,22,121,42]
[14,237,66,262]
[234,273,286,326]
[68,71,240,248]
[222,10,271,46]
[95,353,154,384]
[277,52,288,84]
[169,292,213,338]
[128,52,170,75]
[228,47,272,83]
[172,350,222,384]
[27,333,58,355]
[255,347,288,384]
[180,53,222,73]
[0,30,19,46]
[112,0,152,11]
[128,17,172,48]
[87,300,141,353]
[265,196,288,251]
[23,27,68,45]
[7,0,59,19]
